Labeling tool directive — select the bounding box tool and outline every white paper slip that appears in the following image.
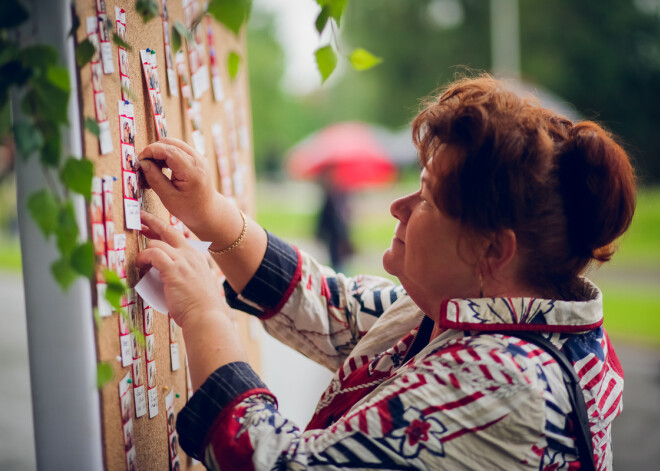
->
[135,239,211,314]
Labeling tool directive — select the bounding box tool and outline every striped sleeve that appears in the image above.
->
[175,361,274,461]
[224,232,302,319]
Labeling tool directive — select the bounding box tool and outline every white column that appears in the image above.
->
[14,0,104,469]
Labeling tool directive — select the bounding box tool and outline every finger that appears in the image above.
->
[139,224,161,241]
[146,239,182,260]
[138,141,194,178]
[135,246,175,273]
[140,211,187,248]
[135,156,178,201]
[157,137,202,163]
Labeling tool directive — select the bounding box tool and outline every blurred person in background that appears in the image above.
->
[135,74,635,470]
[315,172,354,272]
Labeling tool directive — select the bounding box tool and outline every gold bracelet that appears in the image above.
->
[208,210,247,255]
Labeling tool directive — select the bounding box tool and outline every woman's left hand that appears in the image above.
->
[136,211,223,328]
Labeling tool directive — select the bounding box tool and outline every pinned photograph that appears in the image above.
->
[95,0,107,13]
[117,21,126,41]
[89,33,100,63]
[91,193,103,223]
[147,360,156,388]
[132,357,143,387]
[169,432,178,458]
[121,76,131,101]
[169,316,177,342]
[120,389,132,423]
[126,446,137,471]
[167,409,175,435]
[91,62,103,92]
[144,306,154,335]
[131,333,138,360]
[103,192,113,222]
[146,334,155,362]
[123,418,133,450]
[94,92,108,122]
[92,223,105,255]
[156,116,168,139]
[120,116,135,145]
[122,144,135,171]
[119,48,129,76]
[123,171,138,200]
[151,90,164,115]
[98,14,109,42]
[104,221,114,252]
[119,312,129,336]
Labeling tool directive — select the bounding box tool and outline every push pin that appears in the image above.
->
[151,49,156,54]
[146,48,151,53]
[127,378,132,384]
[175,393,180,398]
[162,386,170,393]
[116,355,122,362]
[124,100,129,105]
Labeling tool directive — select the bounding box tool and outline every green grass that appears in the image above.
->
[0,236,22,272]
[601,284,660,347]
[613,186,660,268]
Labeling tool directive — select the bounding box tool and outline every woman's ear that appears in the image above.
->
[482,229,518,277]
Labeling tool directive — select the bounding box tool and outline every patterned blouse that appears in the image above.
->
[177,233,623,470]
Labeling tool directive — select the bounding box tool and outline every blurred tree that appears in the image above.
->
[248,0,660,182]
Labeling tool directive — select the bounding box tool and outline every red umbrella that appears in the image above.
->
[285,122,398,191]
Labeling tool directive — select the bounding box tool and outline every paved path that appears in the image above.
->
[1,270,658,469]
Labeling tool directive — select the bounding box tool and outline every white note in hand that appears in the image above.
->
[135,239,211,314]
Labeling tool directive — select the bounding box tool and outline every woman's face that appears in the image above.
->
[383,165,479,315]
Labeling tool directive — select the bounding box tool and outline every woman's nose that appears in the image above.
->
[390,194,413,221]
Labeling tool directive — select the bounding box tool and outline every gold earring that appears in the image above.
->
[479,272,484,298]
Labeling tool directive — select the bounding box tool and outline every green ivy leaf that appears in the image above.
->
[104,270,125,311]
[171,24,182,53]
[135,0,159,23]
[46,66,70,93]
[75,38,96,67]
[51,256,78,291]
[85,117,100,138]
[21,45,58,72]
[96,361,114,388]
[61,158,93,201]
[227,51,241,80]
[71,240,94,279]
[32,76,70,126]
[0,0,29,30]
[317,0,347,26]
[56,202,79,256]
[38,120,62,167]
[27,189,58,236]
[173,21,192,47]
[207,0,252,36]
[112,33,133,52]
[349,48,382,71]
[315,45,336,83]
[13,120,43,159]
[130,325,146,347]
[315,6,330,34]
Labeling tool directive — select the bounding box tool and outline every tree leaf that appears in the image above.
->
[33,76,70,126]
[0,0,29,30]
[27,189,58,236]
[85,117,100,138]
[135,0,159,24]
[173,21,192,46]
[315,45,337,83]
[60,157,93,201]
[227,51,241,80]
[56,202,79,256]
[51,256,78,291]
[21,45,58,73]
[207,0,252,36]
[71,240,94,279]
[96,361,114,388]
[75,38,96,67]
[349,48,383,71]
[13,120,43,159]
[315,6,330,34]
[112,32,132,52]
[104,270,125,311]
[171,24,182,53]
[324,0,347,26]
[38,120,62,168]
[46,66,70,93]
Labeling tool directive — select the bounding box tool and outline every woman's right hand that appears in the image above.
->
[137,138,220,239]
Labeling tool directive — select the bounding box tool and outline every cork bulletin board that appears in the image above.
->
[75,1,259,469]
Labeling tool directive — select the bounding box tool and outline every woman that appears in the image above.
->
[135,76,635,470]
